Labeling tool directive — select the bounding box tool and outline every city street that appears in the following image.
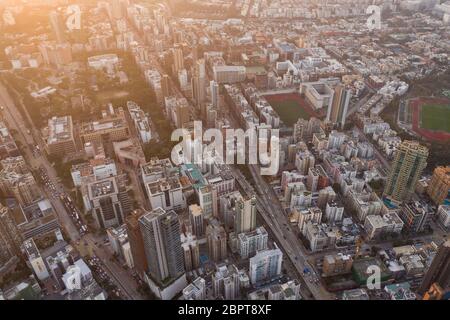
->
[353,125,391,172]
[0,82,144,300]
[230,164,335,300]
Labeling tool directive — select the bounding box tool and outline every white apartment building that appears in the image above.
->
[364,213,404,240]
[237,226,268,259]
[127,101,151,143]
[71,158,117,187]
[213,65,246,84]
[145,177,186,211]
[437,205,450,228]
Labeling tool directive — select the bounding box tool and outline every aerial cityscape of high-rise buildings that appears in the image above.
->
[0,0,448,306]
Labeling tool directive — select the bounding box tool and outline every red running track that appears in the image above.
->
[410,97,450,142]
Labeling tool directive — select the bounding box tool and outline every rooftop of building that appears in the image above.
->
[140,207,177,225]
[238,226,267,240]
[141,158,174,175]
[189,204,203,217]
[88,178,116,198]
[147,176,181,195]
[181,163,206,190]
[107,224,128,241]
[403,200,432,215]
[80,108,127,134]
[87,53,119,62]
[23,238,40,259]
[47,116,73,144]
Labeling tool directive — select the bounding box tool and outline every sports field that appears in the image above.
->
[265,93,323,127]
[269,99,312,125]
[408,97,450,141]
[420,103,450,132]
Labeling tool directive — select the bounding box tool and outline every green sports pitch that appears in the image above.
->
[267,99,311,126]
[420,103,450,132]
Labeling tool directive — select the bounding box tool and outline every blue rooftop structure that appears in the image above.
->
[383,197,398,209]
[181,163,206,190]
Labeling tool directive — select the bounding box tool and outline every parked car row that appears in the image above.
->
[39,165,88,236]
[86,255,124,299]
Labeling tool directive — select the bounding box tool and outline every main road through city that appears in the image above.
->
[0,81,144,300]
[230,164,335,300]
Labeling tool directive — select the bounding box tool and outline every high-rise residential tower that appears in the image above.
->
[234,196,257,234]
[49,10,66,44]
[0,204,23,274]
[191,59,206,111]
[210,80,219,109]
[418,240,450,295]
[327,84,351,129]
[172,46,184,74]
[383,141,428,203]
[161,74,171,98]
[125,209,148,279]
[189,204,204,237]
[139,207,184,284]
[427,166,450,205]
[249,248,283,284]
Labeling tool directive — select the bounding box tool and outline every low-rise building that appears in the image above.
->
[237,226,268,259]
[181,232,200,272]
[45,116,76,156]
[113,138,146,169]
[384,282,416,300]
[437,205,450,228]
[80,106,130,145]
[346,190,382,222]
[182,277,206,300]
[64,259,107,300]
[342,288,369,300]
[140,158,177,185]
[398,254,425,277]
[322,253,353,277]
[71,158,117,187]
[127,101,152,144]
[213,65,246,84]
[14,198,59,240]
[0,170,41,207]
[304,222,337,252]
[145,177,186,211]
[248,280,301,300]
[300,81,334,110]
[0,122,20,160]
[23,238,49,281]
[249,248,283,285]
[364,212,404,240]
[212,263,240,299]
[87,53,118,72]
[399,201,434,233]
[83,177,132,229]
[106,224,129,260]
